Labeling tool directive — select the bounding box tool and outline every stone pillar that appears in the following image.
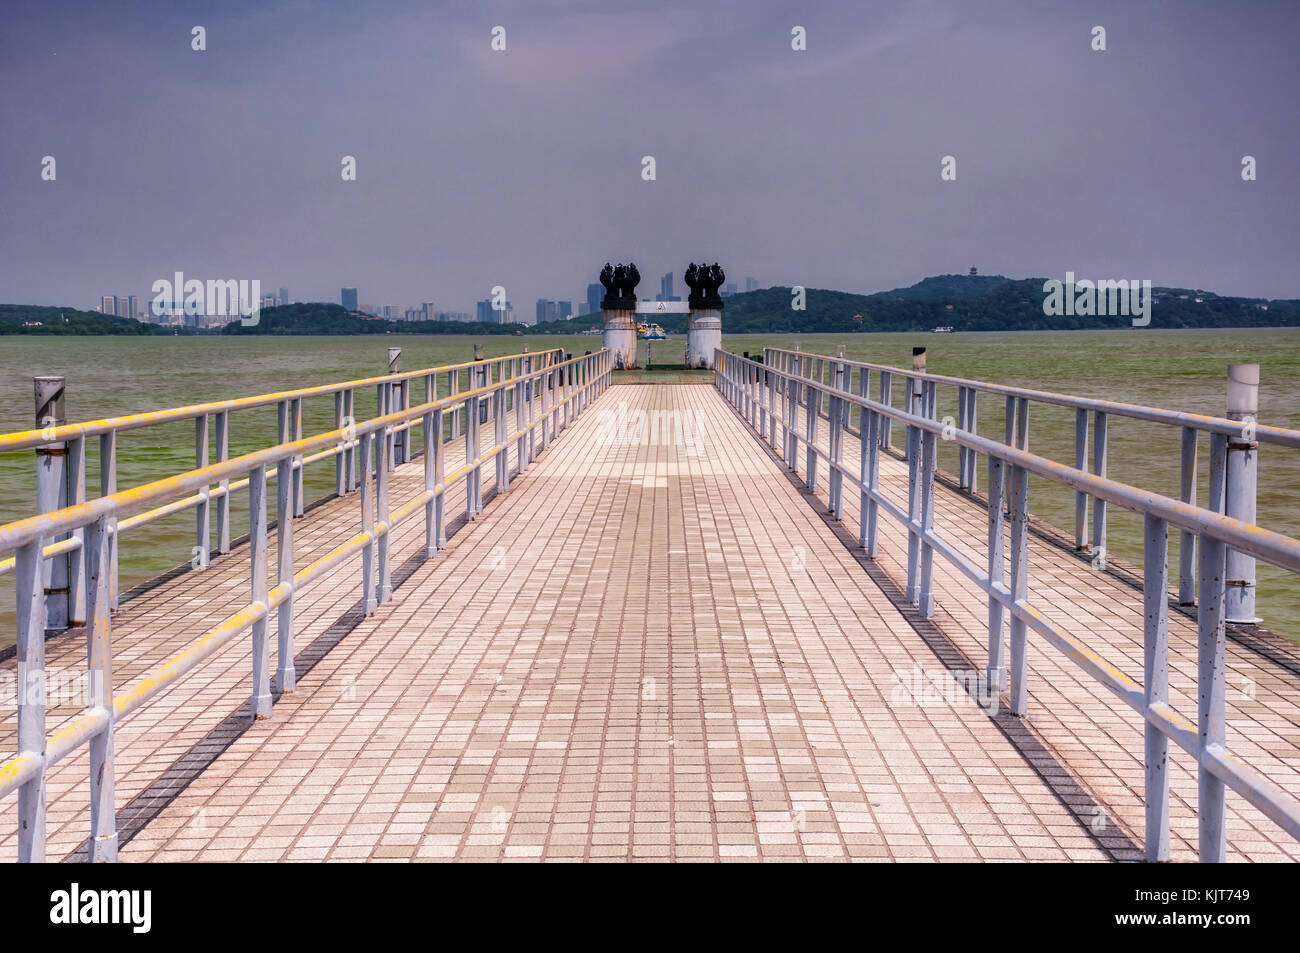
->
[685,309,721,369]
[603,308,637,369]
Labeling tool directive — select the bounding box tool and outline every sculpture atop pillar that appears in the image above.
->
[685,262,725,310]
[600,261,640,369]
[685,262,724,369]
[600,262,640,311]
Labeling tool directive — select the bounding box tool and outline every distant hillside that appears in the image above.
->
[872,273,1013,301]
[7,276,1300,336]
[561,280,1300,334]
[0,304,157,335]
[222,303,532,335]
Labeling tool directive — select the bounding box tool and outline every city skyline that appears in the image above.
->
[4,0,1300,312]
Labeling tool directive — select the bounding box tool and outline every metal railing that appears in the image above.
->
[0,347,565,629]
[761,347,1287,622]
[0,348,611,861]
[716,347,1300,863]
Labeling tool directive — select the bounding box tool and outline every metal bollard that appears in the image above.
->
[1224,364,1259,623]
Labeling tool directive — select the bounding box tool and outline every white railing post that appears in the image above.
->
[1073,409,1089,550]
[467,390,480,518]
[1178,426,1199,605]
[1143,513,1171,862]
[195,414,210,569]
[15,539,46,862]
[85,514,117,861]
[34,376,69,632]
[879,370,893,450]
[68,435,86,625]
[378,427,392,604]
[1092,410,1108,567]
[918,427,937,619]
[275,455,296,693]
[100,430,119,609]
[248,464,272,719]
[291,397,304,516]
[344,388,357,492]
[359,432,376,616]
[495,387,509,494]
[986,455,1007,692]
[335,391,347,497]
[1199,431,1230,862]
[1224,364,1259,622]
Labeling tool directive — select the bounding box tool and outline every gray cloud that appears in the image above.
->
[2,0,1297,314]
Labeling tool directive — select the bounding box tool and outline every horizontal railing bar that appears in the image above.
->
[727,353,1300,574]
[0,751,42,801]
[0,372,556,752]
[0,350,610,862]
[765,347,1300,449]
[0,354,590,554]
[0,406,526,578]
[1201,745,1300,843]
[0,348,562,453]
[45,706,110,766]
[722,349,1300,851]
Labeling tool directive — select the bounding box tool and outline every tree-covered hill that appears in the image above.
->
[0,304,156,335]
[538,279,1300,334]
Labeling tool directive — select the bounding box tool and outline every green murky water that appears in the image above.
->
[0,329,1296,644]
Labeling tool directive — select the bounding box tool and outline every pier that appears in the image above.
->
[1,345,1298,862]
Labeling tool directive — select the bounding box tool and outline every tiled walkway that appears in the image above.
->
[1,383,1296,861]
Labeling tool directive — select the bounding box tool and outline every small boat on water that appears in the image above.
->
[637,322,667,340]
[932,326,955,333]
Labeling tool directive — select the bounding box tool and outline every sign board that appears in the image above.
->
[635,300,690,314]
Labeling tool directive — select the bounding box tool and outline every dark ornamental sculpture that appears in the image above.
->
[686,261,725,310]
[599,261,640,310]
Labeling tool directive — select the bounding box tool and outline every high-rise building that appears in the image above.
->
[660,272,673,300]
[745,278,758,293]
[126,295,139,319]
[586,283,602,316]
[557,301,572,321]
[341,288,358,311]
[536,299,550,325]
[723,283,737,297]
[422,302,434,321]
[279,287,289,306]
[101,295,117,316]
[476,299,493,323]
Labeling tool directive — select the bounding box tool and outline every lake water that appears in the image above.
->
[1,329,1297,644]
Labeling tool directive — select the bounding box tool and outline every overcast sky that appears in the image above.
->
[3,0,1298,313]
